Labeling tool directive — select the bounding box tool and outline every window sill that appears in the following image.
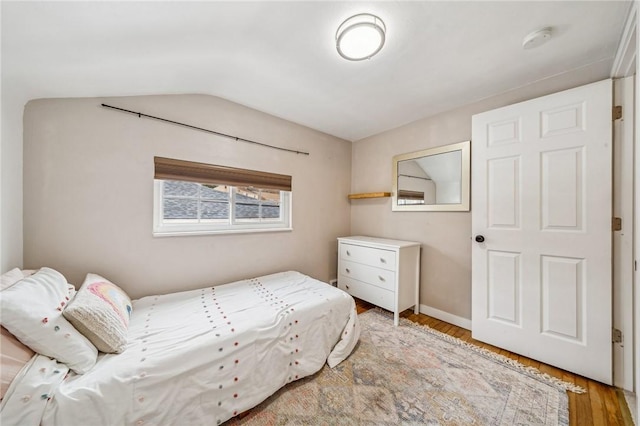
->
[153,227,293,237]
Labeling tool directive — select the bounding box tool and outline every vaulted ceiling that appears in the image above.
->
[2,1,631,141]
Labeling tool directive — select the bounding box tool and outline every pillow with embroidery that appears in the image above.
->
[0,267,97,373]
[63,274,132,354]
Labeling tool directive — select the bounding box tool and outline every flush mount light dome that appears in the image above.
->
[336,13,386,61]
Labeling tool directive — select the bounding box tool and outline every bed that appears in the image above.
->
[0,268,360,426]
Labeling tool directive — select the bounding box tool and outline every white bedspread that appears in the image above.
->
[1,271,359,426]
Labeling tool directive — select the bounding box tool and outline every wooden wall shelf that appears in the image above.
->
[348,192,392,200]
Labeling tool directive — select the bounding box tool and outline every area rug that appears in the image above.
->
[226,309,585,425]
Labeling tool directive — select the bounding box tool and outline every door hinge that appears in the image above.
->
[613,105,622,120]
[612,217,622,231]
[612,328,623,344]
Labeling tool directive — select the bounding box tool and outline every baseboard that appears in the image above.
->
[419,304,471,331]
[619,389,636,426]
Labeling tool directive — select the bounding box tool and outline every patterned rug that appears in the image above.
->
[227,309,584,425]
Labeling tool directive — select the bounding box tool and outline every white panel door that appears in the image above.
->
[471,79,612,384]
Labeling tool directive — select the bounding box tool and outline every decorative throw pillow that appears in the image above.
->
[0,327,35,399]
[0,268,24,291]
[0,267,98,373]
[63,273,132,353]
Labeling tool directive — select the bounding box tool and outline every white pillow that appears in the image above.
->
[1,268,24,291]
[64,273,132,353]
[22,268,77,299]
[0,267,97,373]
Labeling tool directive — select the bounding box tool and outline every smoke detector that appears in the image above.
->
[522,27,553,49]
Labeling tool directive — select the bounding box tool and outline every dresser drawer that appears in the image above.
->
[339,243,396,271]
[339,260,396,292]
[338,277,394,312]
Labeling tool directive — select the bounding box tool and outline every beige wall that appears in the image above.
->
[20,66,608,314]
[1,95,26,273]
[23,94,351,299]
[350,66,609,321]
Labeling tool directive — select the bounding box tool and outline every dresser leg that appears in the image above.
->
[394,312,399,326]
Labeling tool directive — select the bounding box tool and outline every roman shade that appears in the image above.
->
[397,190,424,200]
[154,157,292,192]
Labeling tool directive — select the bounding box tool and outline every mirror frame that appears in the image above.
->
[392,140,470,212]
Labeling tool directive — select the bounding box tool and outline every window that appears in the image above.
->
[153,157,291,236]
[396,190,425,206]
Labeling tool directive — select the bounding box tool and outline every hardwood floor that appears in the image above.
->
[354,299,634,426]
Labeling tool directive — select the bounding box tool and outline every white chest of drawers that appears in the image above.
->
[337,236,421,326]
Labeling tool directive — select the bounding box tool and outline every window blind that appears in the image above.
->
[154,157,292,191]
[397,190,424,200]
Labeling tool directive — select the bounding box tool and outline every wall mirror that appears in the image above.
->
[392,140,470,211]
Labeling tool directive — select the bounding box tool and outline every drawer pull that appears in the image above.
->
[346,250,351,256]
[345,285,350,290]
[380,258,386,263]
[345,268,350,273]
[378,276,385,282]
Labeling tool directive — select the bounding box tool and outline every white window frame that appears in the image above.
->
[153,180,292,236]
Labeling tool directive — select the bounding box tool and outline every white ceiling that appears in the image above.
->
[1,1,631,141]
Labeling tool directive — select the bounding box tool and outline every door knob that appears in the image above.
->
[475,235,485,243]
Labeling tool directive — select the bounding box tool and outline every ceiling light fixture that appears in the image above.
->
[336,13,386,61]
[522,27,553,49]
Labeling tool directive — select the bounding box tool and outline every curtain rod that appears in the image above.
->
[100,103,310,156]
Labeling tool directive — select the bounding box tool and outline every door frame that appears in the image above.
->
[610,0,637,412]
[612,76,634,391]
